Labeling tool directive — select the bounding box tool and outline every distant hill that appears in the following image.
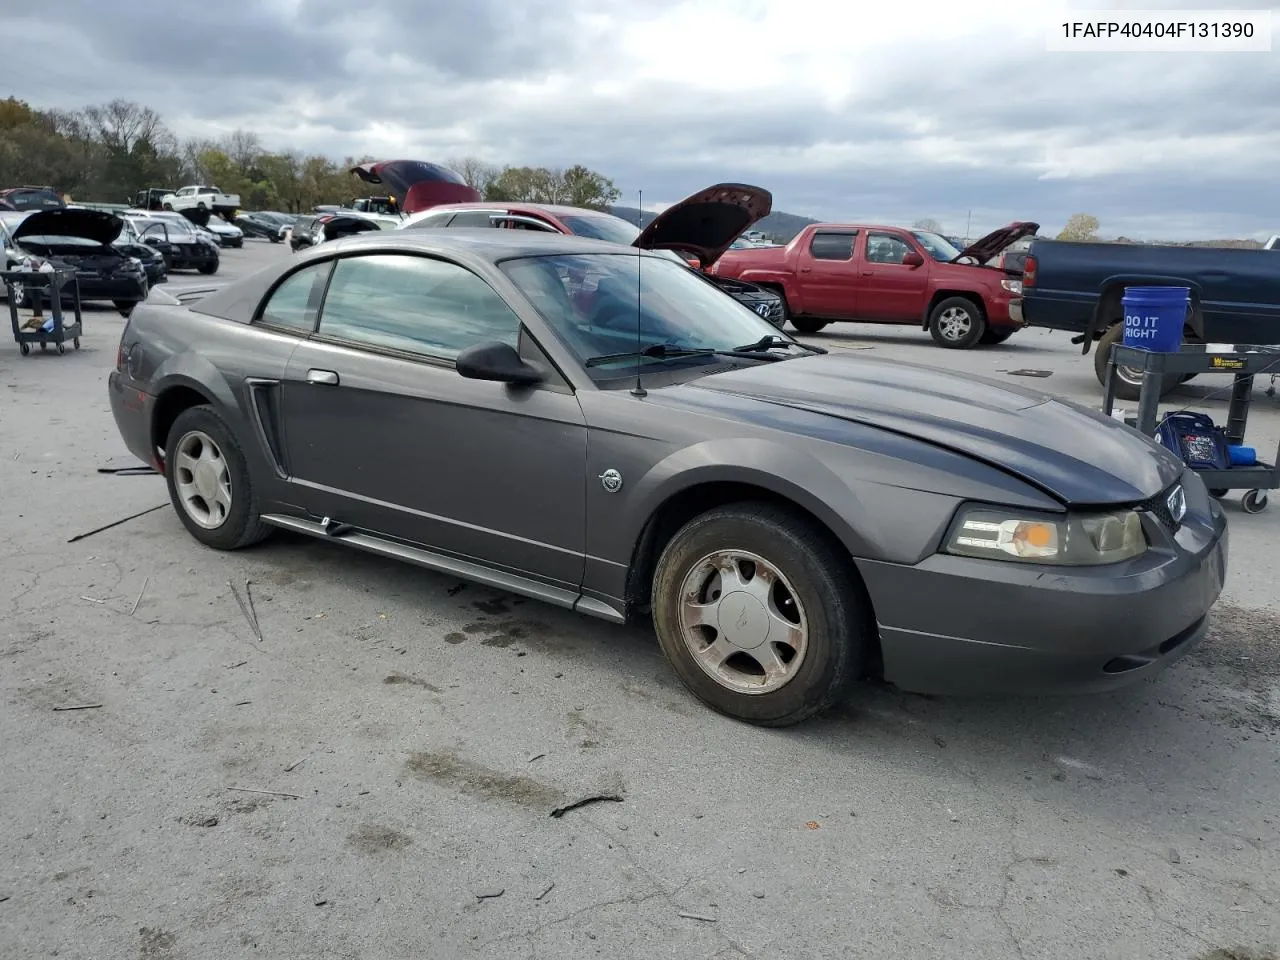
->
[610,205,819,243]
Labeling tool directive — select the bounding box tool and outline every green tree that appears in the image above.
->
[1057,213,1100,242]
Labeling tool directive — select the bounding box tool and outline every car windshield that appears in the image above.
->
[501,252,795,381]
[558,213,642,245]
[14,234,100,247]
[911,231,962,261]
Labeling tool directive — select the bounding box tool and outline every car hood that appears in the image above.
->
[350,160,483,214]
[633,183,772,269]
[685,353,1182,504]
[955,221,1039,264]
[12,208,123,245]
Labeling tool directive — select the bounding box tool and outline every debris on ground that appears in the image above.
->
[227,786,301,800]
[130,576,149,616]
[284,756,308,773]
[66,503,167,543]
[1001,369,1053,378]
[52,703,103,712]
[474,887,504,900]
[549,792,624,818]
[535,882,554,900]
[678,910,718,922]
[228,579,262,641]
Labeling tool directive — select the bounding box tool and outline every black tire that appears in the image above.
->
[163,405,273,550]
[1093,323,1181,402]
[790,316,829,334]
[928,296,986,348]
[1209,489,1229,499]
[113,299,136,316]
[162,203,174,211]
[1241,489,1268,514]
[57,343,65,354]
[19,342,30,356]
[651,501,870,727]
[269,235,281,244]
[979,328,1014,345]
[197,261,219,275]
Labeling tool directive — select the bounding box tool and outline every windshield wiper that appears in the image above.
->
[585,343,787,368]
[732,334,827,355]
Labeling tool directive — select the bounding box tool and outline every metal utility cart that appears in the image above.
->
[2,267,82,356]
[1101,343,1280,514]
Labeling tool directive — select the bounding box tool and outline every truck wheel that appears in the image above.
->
[790,316,828,334]
[979,328,1014,345]
[1093,323,1181,401]
[928,297,986,349]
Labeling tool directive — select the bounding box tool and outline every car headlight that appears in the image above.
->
[943,505,1146,565]
[126,257,144,270]
[1001,278,1022,294]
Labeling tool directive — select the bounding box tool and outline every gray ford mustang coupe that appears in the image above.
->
[108,229,1228,727]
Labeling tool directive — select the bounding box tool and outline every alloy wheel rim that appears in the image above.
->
[677,549,809,695]
[173,430,232,529]
[938,307,972,340]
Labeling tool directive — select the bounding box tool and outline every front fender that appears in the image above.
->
[738,272,802,313]
[618,437,885,562]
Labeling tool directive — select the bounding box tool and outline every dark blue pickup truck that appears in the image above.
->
[1017,238,1280,399]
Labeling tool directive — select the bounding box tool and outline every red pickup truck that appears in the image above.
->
[707,222,1038,349]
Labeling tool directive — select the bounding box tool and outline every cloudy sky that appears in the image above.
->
[8,0,1280,239]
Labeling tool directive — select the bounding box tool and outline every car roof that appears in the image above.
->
[189,229,664,325]
[425,201,617,219]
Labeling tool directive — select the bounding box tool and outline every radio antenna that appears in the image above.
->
[630,188,647,398]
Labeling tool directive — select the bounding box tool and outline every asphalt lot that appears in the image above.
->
[2,239,1277,960]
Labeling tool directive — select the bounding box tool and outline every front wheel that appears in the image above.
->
[790,316,829,334]
[163,405,273,550]
[928,297,986,348]
[979,328,1014,345]
[197,261,219,275]
[1093,323,1181,402]
[651,502,870,726]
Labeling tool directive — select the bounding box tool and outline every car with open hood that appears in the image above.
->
[6,208,148,314]
[107,229,1227,727]
[709,221,1039,347]
[401,183,787,328]
[350,160,482,214]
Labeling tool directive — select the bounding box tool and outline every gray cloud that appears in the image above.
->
[7,0,1280,238]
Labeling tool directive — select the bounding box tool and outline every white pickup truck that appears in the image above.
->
[160,185,240,220]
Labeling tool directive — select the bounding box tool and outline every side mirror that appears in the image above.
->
[902,251,925,267]
[455,341,544,386]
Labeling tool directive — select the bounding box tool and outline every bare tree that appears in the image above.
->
[80,99,166,154]
[913,218,943,233]
[446,155,503,193]
[221,129,263,174]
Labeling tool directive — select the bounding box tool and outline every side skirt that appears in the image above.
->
[259,513,627,624]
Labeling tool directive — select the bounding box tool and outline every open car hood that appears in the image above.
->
[633,183,772,269]
[350,160,482,214]
[12,208,123,245]
[954,221,1039,264]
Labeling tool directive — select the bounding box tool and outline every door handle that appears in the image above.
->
[306,369,339,385]
[799,266,812,273]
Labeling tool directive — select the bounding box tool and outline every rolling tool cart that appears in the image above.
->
[1101,343,1280,513]
[2,267,82,356]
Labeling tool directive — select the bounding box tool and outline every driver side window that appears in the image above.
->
[865,233,911,265]
[316,254,521,362]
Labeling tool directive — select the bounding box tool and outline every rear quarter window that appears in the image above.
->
[809,231,856,261]
[255,261,332,334]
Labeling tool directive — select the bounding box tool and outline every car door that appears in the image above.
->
[278,250,588,589]
[795,229,859,318]
[857,231,930,321]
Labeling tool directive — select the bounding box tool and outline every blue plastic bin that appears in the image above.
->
[1121,286,1190,353]
[1229,444,1258,466]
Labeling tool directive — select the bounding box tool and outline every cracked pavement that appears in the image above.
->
[1,242,1277,959]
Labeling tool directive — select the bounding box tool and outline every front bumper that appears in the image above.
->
[72,273,148,303]
[857,490,1228,696]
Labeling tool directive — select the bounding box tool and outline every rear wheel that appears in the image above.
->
[790,316,829,334]
[113,299,136,316]
[1093,323,1181,401]
[928,296,986,348]
[197,261,219,275]
[164,405,272,551]
[651,502,869,726]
